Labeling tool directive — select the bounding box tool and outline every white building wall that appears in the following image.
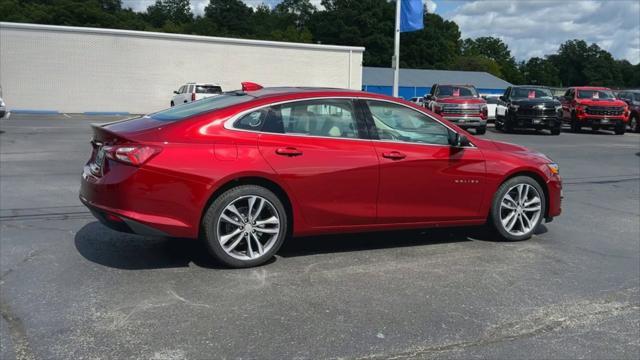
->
[0,22,364,114]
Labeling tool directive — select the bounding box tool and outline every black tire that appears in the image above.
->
[202,185,288,268]
[504,113,514,133]
[570,112,581,133]
[495,117,503,131]
[170,101,175,107]
[614,122,626,135]
[488,176,546,242]
[629,115,639,132]
[476,126,487,135]
[550,126,561,135]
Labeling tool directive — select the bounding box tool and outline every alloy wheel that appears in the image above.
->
[216,195,281,261]
[499,184,542,236]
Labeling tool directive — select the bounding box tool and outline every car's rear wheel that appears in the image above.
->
[489,176,546,241]
[202,185,288,268]
[550,126,561,135]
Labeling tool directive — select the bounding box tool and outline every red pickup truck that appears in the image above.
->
[561,86,629,135]
[425,84,488,135]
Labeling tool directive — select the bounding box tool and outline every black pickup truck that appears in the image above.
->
[496,86,562,135]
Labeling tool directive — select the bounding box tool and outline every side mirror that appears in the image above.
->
[449,132,471,147]
[173,90,179,94]
[499,96,506,101]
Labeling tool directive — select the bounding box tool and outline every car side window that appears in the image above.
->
[235,108,270,131]
[266,99,359,139]
[365,100,450,146]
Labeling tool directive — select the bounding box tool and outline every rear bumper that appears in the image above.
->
[80,195,170,237]
[79,163,203,238]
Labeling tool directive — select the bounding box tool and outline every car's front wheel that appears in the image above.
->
[489,176,546,241]
[629,115,639,132]
[202,185,288,268]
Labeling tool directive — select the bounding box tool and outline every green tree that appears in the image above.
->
[520,57,561,86]
[462,36,523,84]
[204,0,254,37]
[450,55,503,78]
[310,0,396,66]
[400,13,462,69]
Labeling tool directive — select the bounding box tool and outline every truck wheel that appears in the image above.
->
[476,126,486,135]
[504,114,514,133]
[202,185,288,268]
[614,123,626,135]
[489,176,546,241]
[550,126,561,135]
[629,115,639,132]
[570,112,581,133]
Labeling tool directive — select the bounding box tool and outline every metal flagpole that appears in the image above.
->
[392,0,401,98]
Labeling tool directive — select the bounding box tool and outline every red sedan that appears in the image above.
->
[80,83,562,268]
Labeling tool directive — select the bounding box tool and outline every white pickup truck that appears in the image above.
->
[171,83,222,107]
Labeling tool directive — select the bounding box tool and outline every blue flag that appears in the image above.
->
[400,0,424,32]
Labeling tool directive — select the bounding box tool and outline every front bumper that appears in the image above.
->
[576,115,626,127]
[546,175,562,220]
[512,116,560,129]
[443,116,486,128]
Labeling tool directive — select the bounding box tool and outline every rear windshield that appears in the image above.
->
[196,85,222,94]
[150,94,253,121]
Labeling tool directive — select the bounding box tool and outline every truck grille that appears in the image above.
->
[441,106,481,115]
[517,107,557,117]
[585,106,624,116]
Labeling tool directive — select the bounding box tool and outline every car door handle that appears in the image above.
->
[275,147,303,157]
[382,151,406,160]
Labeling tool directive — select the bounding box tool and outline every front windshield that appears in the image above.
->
[577,89,616,99]
[436,85,478,98]
[511,87,553,99]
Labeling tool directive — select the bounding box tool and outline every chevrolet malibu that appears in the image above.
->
[80,83,562,268]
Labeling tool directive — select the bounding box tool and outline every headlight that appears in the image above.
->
[547,163,559,175]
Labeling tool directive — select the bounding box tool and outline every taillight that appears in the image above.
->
[104,144,161,166]
[191,92,196,101]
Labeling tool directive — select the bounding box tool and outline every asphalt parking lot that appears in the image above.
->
[1,114,639,360]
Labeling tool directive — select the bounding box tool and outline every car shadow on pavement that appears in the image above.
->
[74,222,227,270]
[75,221,545,269]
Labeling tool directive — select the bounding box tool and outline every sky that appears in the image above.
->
[122,0,640,64]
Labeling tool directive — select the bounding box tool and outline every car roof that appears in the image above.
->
[231,86,379,99]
